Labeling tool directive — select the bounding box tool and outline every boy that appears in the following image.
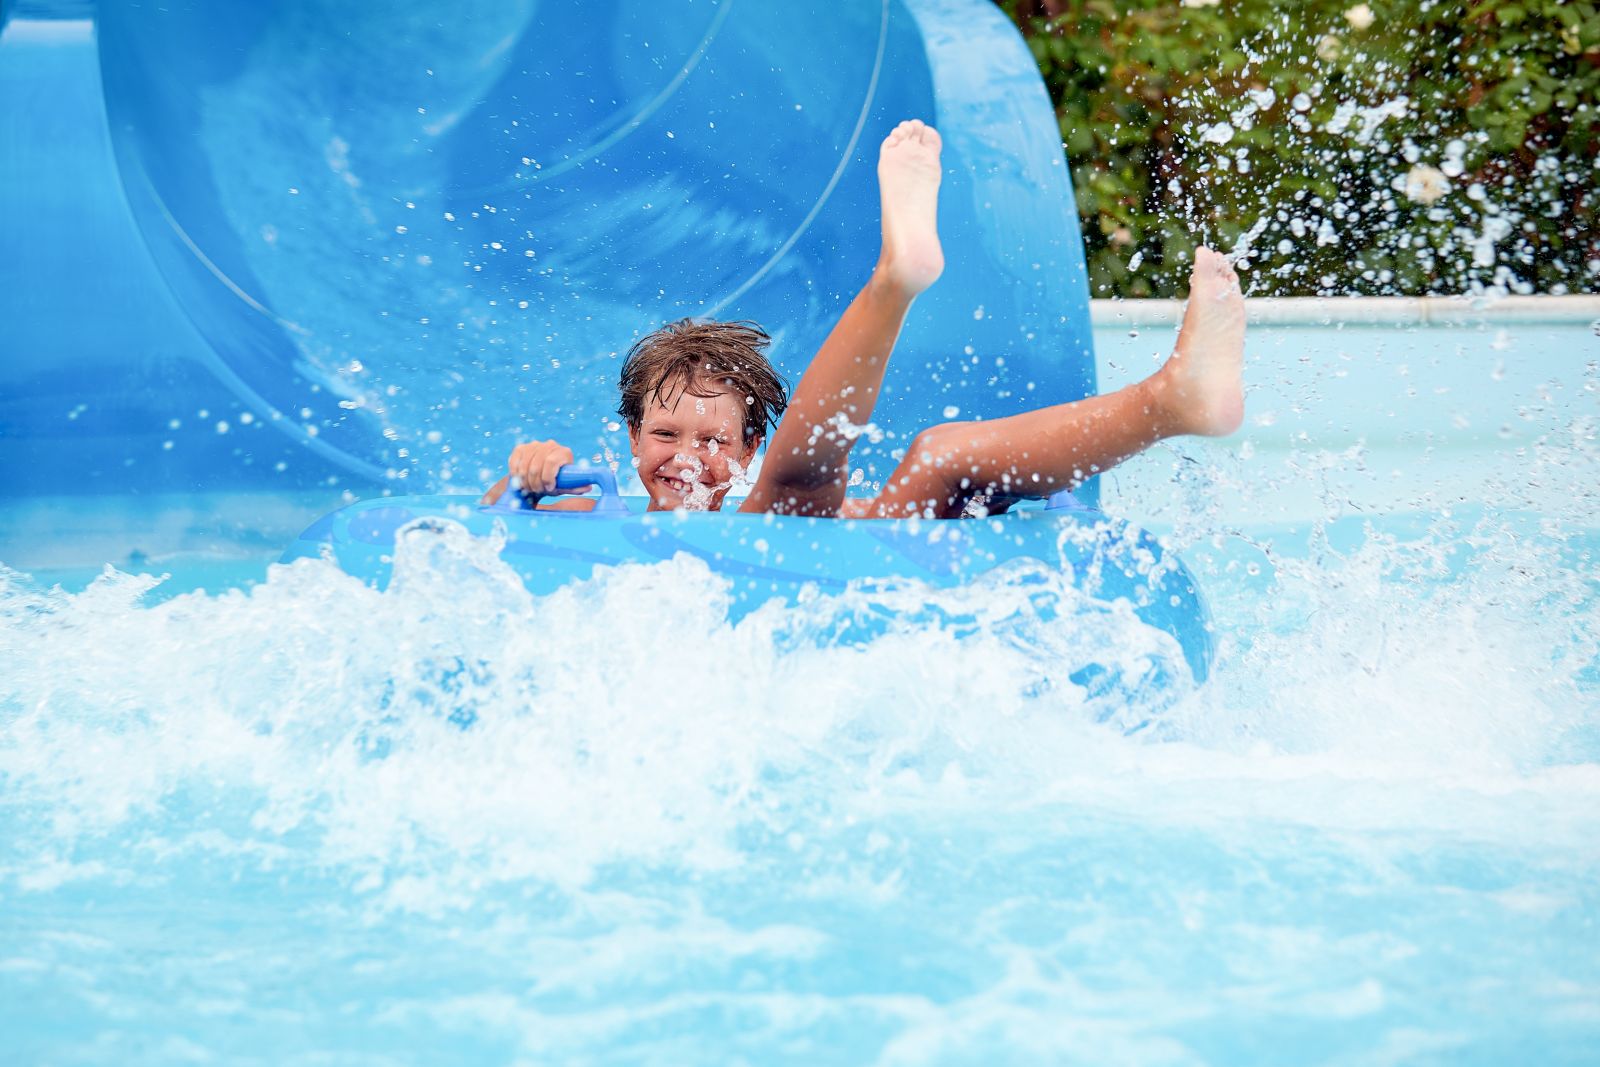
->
[482,120,1244,519]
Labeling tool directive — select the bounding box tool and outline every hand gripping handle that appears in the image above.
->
[493,462,629,515]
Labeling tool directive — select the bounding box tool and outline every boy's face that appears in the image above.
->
[629,379,760,511]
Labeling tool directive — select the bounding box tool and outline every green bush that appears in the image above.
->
[995,0,1600,297]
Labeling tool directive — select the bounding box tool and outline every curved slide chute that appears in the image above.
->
[3,0,1095,499]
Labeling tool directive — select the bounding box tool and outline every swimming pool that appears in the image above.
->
[3,313,1596,1063]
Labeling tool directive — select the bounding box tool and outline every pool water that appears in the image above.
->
[2,320,1597,1063]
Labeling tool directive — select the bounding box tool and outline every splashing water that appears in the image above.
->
[2,449,1598,1060]
[1,524,1192,887]
[1148,10,1600,299]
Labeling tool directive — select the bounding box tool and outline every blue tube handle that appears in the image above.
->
[492,462,629,515]
[1044,488,1091,512]
[553,464,617,495]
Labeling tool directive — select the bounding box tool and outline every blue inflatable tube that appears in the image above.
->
[281,466,1216,684]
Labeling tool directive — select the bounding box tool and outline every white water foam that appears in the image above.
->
[0,518,1191,901]
[2,493,1596,916]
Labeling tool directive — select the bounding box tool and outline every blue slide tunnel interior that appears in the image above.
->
[1,0,1095,501]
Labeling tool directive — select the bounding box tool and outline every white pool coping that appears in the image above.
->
[1090,294,1600,327]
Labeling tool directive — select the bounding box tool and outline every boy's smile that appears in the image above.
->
[629,381,760,512]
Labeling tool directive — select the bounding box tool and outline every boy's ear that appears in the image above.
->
[627,423,641,455]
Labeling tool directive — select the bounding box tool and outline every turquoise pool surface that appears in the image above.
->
[2,319,1598,1063]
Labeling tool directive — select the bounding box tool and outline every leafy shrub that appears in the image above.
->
[995,0,1600,297]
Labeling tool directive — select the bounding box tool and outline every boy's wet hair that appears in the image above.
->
[617,318,790,442]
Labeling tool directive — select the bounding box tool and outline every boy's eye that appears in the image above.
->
[652,430,675,439]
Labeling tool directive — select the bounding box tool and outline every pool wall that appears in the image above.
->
[1094,296,1599,526]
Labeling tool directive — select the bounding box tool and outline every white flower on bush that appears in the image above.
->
[1181,0,1221,7]
[1344,4,1374,30]
[1316,34,1344,61]
[1403,164,1449,205]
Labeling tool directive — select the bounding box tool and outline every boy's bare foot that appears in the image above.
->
[1148,247,1246,437]
[875,119,944,296]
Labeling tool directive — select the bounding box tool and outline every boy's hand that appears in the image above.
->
[507,439,582,499]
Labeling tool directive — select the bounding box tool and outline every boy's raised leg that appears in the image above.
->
[742,119,944,516]
[860,248,1246,519]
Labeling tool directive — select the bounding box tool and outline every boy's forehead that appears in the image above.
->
[645,376,745,425]
[643,392,742,427]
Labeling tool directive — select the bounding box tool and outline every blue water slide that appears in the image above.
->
[1,0,1095,500]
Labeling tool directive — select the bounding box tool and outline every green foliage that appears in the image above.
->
[995,0,1600,297]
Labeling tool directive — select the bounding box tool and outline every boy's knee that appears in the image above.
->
[908,421,970,467]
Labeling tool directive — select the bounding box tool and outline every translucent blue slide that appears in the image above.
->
[1,0,1097,499]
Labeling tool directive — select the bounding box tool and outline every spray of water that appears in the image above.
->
[3,474,1596,911]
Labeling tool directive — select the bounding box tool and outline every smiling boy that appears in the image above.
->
[482,120,1244,519]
